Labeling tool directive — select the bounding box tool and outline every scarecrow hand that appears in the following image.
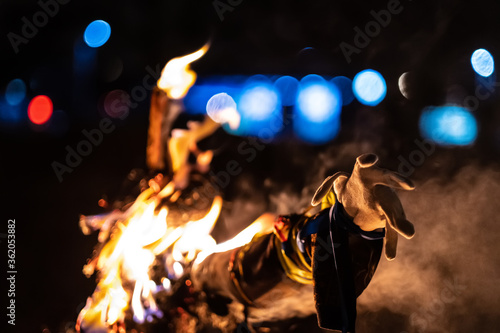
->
[312,153,415,260]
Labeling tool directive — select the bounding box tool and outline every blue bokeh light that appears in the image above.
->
[471,48,494,77]
[296,75,342,122]
[419,105,478,146]
[84,20,111,48]
[330,76,354,106]
[294,75,342,144]
[234,80,283,138]
[274,76,299,106]
[239,84,280,120]
[300,74,324,86]
[352,69,387,106]
[5,79,26,106]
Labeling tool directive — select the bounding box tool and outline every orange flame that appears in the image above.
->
[77,178,225,332]
[195,213,275,264]
[77,180,273,332]
[157,43,210,99]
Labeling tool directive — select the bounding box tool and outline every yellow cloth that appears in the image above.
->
[320,190,336,210]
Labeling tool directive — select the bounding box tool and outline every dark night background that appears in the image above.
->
[1,0,500,332]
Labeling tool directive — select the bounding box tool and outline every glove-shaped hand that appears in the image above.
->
[311,153,415,260]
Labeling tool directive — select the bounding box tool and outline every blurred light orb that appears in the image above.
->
[84,20,111,48]
[296,75,342,122]
[206,92,237,116]
[206,92,240,130]
[5,79,26,106]
[294,75,342,144]
[300,74,325,86]
[184,78,241,115]
[471,48,494,77]
[330,76,354,105]
[28,95,53,125]
[419,105,478,146]
[239,84,280,120]
[274,76,299,106]
[353,69,387,106]
[103,89,130,118]
[228,78,283,138]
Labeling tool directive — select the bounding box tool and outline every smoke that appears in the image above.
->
[207,109,500,332]
[248,136,500,332]
[356,162,500,332]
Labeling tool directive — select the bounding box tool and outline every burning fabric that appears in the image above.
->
[76,154,415,333]
[76,47,415,333]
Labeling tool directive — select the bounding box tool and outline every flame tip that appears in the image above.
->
[157,43,210,99]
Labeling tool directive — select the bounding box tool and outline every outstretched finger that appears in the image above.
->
[383,206,415,239]
[375,186,415,239]
[384,223,398,260]
[371,168,415,190]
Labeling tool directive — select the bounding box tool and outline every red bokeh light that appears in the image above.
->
[28,95,53,125]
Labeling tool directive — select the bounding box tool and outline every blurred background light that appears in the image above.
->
[274,76,299,106]
[184,77,242,115]
[206,92,237,114]
[419,105,478,146]
[353,69,387,106]
[84,20,111,48]
[471,48,494,77]
[296,75,341,122]
[103,89,130,118]
[5,79,26,106]
[234,78,282,137]
[294,75,342,144]
[28,95,53,125]
[330,76,354,105]
[299,74,324,86]
[238,83,279,120]
[206,93,240,130]
[206,92,236,118]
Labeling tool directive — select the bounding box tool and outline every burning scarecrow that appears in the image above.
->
[76,46,415,333]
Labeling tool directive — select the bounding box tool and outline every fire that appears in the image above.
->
[157,43,210,99]
[77,39,267,333]
[77,173,274,332]
[77,180,223,332]
[195,213,275,265]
